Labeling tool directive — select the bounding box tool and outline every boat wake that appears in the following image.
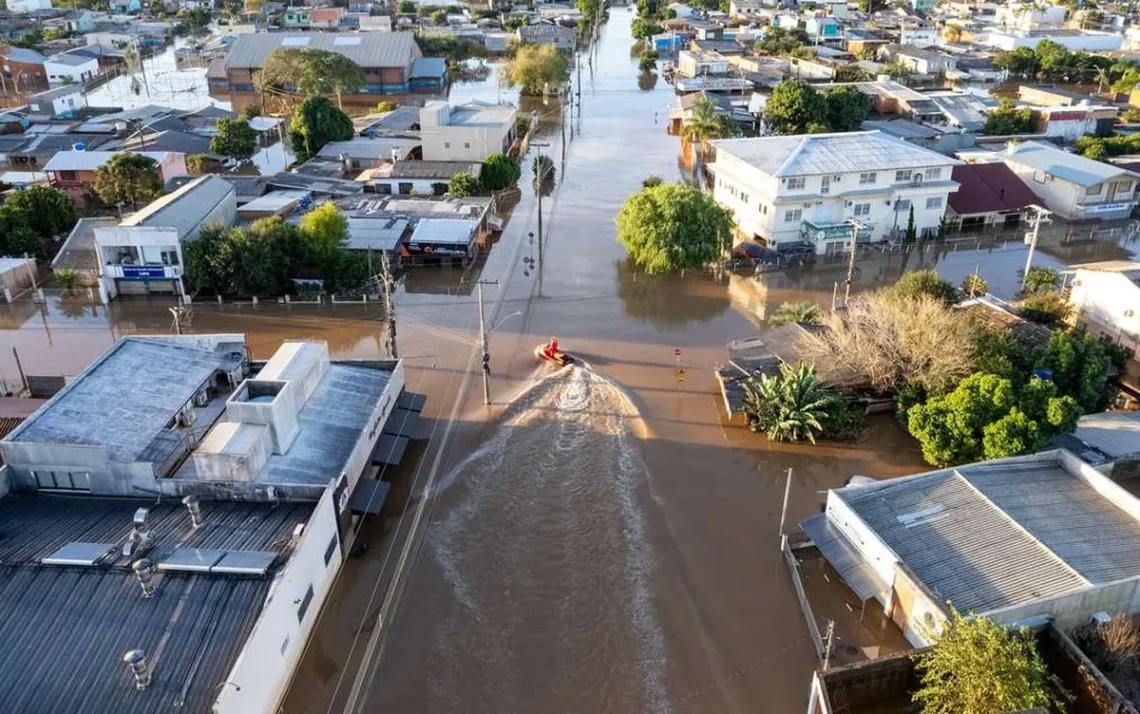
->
[426,364,672,713]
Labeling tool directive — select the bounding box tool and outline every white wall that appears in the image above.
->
[984,30,1124,52]
[45,57,99,85]
[1004,158,1083,217]
[8,0,52,12]
[214,487,343,714]
[1070,270,1140,349]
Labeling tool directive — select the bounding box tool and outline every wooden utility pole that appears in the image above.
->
[844,220,866,306]
[475,279,499,405]
[777,468,793,546]
[381,252,398,359]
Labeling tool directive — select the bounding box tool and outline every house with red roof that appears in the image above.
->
[946,162,1040,232]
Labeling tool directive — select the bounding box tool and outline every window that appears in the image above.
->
[376,183,392,195]
[925,196,943,210]
[324,535,338,566]
[1086,183,1102,196]
[784,208,802,222]
[925,167,942,180]
[464,142,470,149]
[759,203,768,215]
[853,202,870,217]
[821,176,831,195]
[894,199,912,211]
[894,169,912,182]
[741,193,750,204]
[398,182,413,195]
[786,177,805,190]
[297,584,315,622]
[444,142,451,148]
[859,172,877,185]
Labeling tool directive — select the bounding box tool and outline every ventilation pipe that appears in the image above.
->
[132,559,156,599]
[183,494,203,528]
[124,507,154,558]
[122,649,151,690]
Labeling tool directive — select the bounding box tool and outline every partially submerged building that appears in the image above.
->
[0,334,424,713]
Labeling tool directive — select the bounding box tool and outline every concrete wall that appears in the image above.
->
[1005,157,1084,217]
[1070,270,1140,352]
[213,486,343,714]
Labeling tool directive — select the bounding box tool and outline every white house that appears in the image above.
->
[419,100,517,163]
[729,0,761,17]
[1067,261,1140,355]
[982,29,1124,52]
[26,84,86,117]
[45,52,99,85]
[668,2,698,18]
[677,49,730,77]
[1001,141,1140,221]
[709,131,960,255]
[94,175,236,301]
[8,0,53,12]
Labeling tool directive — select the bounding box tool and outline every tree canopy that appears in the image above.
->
[0,186,77,259]
[502,44,569,95]
[913,610,1062,714]
[883,269,959,305]
[982,100,1035,136]
[614,183,733,274]
[480,153,521,191]
[907,373,1081,466]
[765,80,870,135]
[290,96,354,163]
[183,217,306,297]
[823,85,872,132]
[300,202,351,286]
[753,27,810,56]
[256,48,364,108]
[448,171,481,197]
[209,117,257,161]
[92,153,163,207]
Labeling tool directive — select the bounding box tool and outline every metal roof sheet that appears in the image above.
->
[223,31,418,69]
[117,175,235,239]
[42,150,171,172]
[1005,141,1140,187]
[409,218,478,245]
[1072,411,1140,460]
[712,131,960,178]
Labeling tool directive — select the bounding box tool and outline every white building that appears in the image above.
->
[710,131,960,255]
[1001,141,1140,221]
[982,29,1124,52]
[94,175,236,301]
[45,52,99,85]
[7,0,52,12]
[419,100,517,163]
[729,0,761,17]
[677,49,730,77]
[668,2,698,18]
[1067,261,1140,355]
[995,2,1067,31]
[26,84,86,117]
[805,451,1140,647]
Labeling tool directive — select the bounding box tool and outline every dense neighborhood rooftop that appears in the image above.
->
[711,131,959,177]
[223,31,418,69]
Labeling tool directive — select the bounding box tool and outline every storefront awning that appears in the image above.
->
[350,478,391,516]
[800,513,888,603]
[371,433,408,467]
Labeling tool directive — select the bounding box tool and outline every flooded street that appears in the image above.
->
[3,9,1139,714]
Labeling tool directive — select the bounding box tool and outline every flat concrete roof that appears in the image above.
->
[5,337,242,463]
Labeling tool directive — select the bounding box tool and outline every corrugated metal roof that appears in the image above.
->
[346,216,408,251]
[118,175,234,239]
[409,218,478,245]
[1005,141,1140,188]
[838,469,1089,613]
[223,31,418,70]
[51,216,117,272]
[711,130,959,178]
[42,151,171,172]
[0,494,312,714]
[1071,412,1140,461]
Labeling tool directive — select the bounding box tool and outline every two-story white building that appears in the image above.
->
[95,175,236,301]
[1001,141,1140,221]
[1067,261,1140,355]
[44,52,99,85]
[419,100,517,163]
[709,131,960,255]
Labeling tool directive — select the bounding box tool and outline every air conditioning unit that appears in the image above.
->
[193,389,209,407]
[178,409,196,428]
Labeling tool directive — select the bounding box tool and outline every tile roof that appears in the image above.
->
[837,458,1140,613]
[712,130,959,178]
[1004,141,1140,188]
[948,162,1040,216]
[223,31,418,70]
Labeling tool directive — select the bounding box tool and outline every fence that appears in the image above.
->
[782,534,826,664]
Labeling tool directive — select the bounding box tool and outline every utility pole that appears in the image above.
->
[777,467,793,547]
[844,220,864,306]
[532,142,551,249]
[1021,205,1051,292]
[381,252,398,359]
[475,279,499,405]
[822,620,836,671]
[576,56,582,116]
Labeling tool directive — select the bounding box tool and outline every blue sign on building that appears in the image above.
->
[121,265,167,280]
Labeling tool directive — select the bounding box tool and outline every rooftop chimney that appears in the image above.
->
[123,507,155,558]
[183,495,202,528]
[132,558,156,599]
[122,649,151,690]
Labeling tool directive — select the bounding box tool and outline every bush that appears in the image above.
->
[770,301,821,325]
[1072,614,1140,677]
[54,268,80,289]
[960,273,988,298]
[1020,265,1060,294]
[448,171,480,197]
[1036,330,1119,412]
[884,270,959,305]
[480,153,521,191]
[374,100,398,113]
[740,362,834,443]
[1018,290,1070,327]
[641,174,662,188]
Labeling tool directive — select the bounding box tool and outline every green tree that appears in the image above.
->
[257,48,364,109]
[907,373,1080,466]
[397,0,414,11]
[905,205,917,243]
[683,97,735,158]
[210,118,257,161]
[993,47,1038,77]
[983,99,1035,135]
[765,80,828,135]
[480,153,521,191]
[290,96,354,163]
[823,85,872,132]
[834,63,872,82]
[970,328,1034,384]
[884,270,959,305]
[186,154,212,174]
[741,362,834,443]
[448,171,480,197]
[614,183,733,274]
[913,610,1062,714]
[631,16,663,39]
[884,59,912,82]
[183,224,237,295]
[1036,330,1119,412]
[960,273,988,297]
[432,8,447,24]
[642,175,662,188]
[502,43,569,95]
[638,53,657,73]
[1020,265,1060,294]
[770,301,821,325]
[1019,290,1070,327]
[179,6,210,30]
[1113,67,1140,94]
[1,186,77,258]
[374,100,398,113]
[0,206,38,258]
[300,203,351,286]
[91,153,163,207]
[753,27,810,56]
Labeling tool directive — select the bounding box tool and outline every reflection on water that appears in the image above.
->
[84,39,218,112]
[615,261,729,330]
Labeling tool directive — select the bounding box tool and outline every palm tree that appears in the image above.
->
[682,97,721,162]
[770,301,821,326]
[742,362,833,443]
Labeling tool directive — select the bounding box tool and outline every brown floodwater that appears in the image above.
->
[1,10,1138,713]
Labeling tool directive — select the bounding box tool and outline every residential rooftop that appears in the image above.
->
[42,150,173,172]
[445,101,516,128]
[948,162,1040,216]
[711,130,959,178]
[223,31,418,69]
[1004,141,1140,187]
[118,174,234,236]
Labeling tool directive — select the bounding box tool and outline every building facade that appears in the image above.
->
[419,100,517,162]
[710,131,959,254]
[45,52,99,85]
[1002,141,1140,220]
